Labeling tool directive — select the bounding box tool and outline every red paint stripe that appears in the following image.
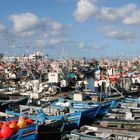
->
[22,130,37,136]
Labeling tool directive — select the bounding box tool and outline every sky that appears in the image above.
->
[0,0,140,59]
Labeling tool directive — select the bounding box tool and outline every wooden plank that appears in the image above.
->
[93,125,140,137]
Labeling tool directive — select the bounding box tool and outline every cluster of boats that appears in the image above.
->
[0,89,139,140]
[0,55,140,139]
[60,95,140,140]
[0,89,119,139]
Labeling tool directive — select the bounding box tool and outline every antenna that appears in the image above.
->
[6,38,10,57]
[26,45,29,57]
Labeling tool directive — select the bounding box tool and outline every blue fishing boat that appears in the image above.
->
[49,102,101,124]
[51,98,115,116]
[56,96,119,107]
[6,107,82,128]
[3,112,68,140]
[3,118,66,140]
[35,109,82,128]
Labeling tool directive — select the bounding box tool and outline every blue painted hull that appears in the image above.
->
[52,98,115,116]
[47,112,81,127]
[80,105,100,121]
[5,124,38,140]
[6,110,81,128]
[56,98,118,108]
[97,100,114,115]
[50,103,100,122]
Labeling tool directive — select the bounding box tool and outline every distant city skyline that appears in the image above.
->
[0,0,140,59]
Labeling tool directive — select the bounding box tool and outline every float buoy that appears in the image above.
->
[0,131,2,139]
[11,120,17,125]
[17,116,27,128]
[4,121,11,126]
[9,122,16,129]
[0,125,13,138]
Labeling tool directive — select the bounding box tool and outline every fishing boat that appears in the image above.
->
[50,98,115,116]
[49,101,101,124]
[97,118,140,131]
[0,107,69,140]
[0,94,28,112]
[6,104,82,128]
[116,96,140,109]
[2,116,66,140]
[62,125,140,140]
[4,123,38,140]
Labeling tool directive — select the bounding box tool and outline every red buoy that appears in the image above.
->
[11,120,17,125]
[0,125,13,138]
[0,130,2,139]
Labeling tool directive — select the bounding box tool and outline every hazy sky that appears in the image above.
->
[0,0,140,58]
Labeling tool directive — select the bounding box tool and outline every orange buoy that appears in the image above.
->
[9,123,18,134]
[0,125,13,138]
[17,117,27,128]
[9,122,16,129]
[10,120,17,134]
